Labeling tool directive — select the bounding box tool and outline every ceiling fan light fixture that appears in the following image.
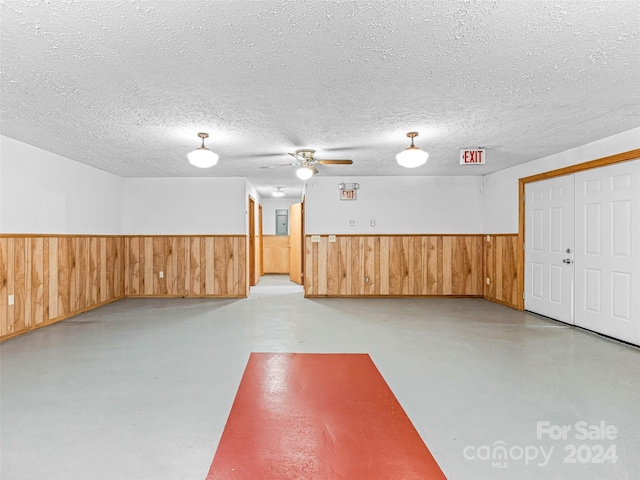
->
[188,132,219,168]
[396,132,428,168]
[272,187,285,197]
[296,165,314,180]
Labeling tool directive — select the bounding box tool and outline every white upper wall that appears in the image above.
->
[483,127,640,233]
[0,135,124,234]
[305,176,483,234]
[123,177,247,235]
[4,128,638,236]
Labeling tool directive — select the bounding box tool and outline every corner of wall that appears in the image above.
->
[480,175,486,234]
[0,143,4,232]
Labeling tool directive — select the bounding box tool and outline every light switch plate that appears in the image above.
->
[311,235,321,243]
[8,294,14,306]
[159,271,164,278]
[329,235,336,242]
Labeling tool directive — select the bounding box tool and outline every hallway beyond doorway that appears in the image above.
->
[250,274,304,295]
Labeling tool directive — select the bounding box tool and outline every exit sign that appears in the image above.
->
[340,189,357,200]
[460,149,485,165]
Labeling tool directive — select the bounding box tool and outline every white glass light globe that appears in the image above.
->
[188,148,219,168]
[396,147,428,168]
[296,166,314,180]
[272,190,285,197]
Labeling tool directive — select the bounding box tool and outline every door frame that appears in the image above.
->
[289,201,304,285]
[249,196,256,286]
[301,195,305,284]
[517,148,640,310]
[259,203,264,277]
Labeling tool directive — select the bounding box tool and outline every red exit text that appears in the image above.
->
[460,149,486,165]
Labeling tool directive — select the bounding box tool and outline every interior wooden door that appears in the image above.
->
[289,202,303,285]
[259,204,264,277]
[524,175,575,323]
[574,159,640,345]
[249,196,256,286]
[263,235,290,273]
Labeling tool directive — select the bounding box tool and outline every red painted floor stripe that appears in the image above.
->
[206,353,447,480]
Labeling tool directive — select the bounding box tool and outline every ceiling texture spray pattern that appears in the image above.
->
[1,0,639,198]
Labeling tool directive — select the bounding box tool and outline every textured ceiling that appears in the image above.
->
[2,0,639,199]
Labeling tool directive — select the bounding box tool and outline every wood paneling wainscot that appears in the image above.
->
[124,236,248,298]
[305,235,484,297]
[483,234,520,308]
[0,235,124,341]
[262,235,290,273]
[2,232,520,340]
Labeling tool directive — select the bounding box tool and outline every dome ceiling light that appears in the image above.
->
[188,132,219,168]
[396,132,428,168]
[296,165,315,180]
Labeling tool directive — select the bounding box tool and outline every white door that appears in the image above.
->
[574,160,640,345]
[525,175,575,323]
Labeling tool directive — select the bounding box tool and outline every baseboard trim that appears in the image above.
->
[125,294,247,299]
[483,296,519,310]
[0,296,124,342]
[304,294,484,299]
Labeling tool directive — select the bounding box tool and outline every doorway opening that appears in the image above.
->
[253,198,305,295]
[250,274,304,295]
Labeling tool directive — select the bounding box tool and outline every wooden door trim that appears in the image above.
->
[289,202,303,285]
[301,197,305,282]
[259,204,264,277]
[248,196,256,286]
[517,148,640,310]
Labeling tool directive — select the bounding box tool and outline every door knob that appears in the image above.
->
[562,259,573,264]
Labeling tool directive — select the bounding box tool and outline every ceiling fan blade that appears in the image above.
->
[251,152,286,158]
[320,146,365,152]
[316,159,353,165]
[260,163,299,169]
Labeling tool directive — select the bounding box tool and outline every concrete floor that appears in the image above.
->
[1,275,639,480]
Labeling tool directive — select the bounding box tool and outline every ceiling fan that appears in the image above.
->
[261,149,353,179]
